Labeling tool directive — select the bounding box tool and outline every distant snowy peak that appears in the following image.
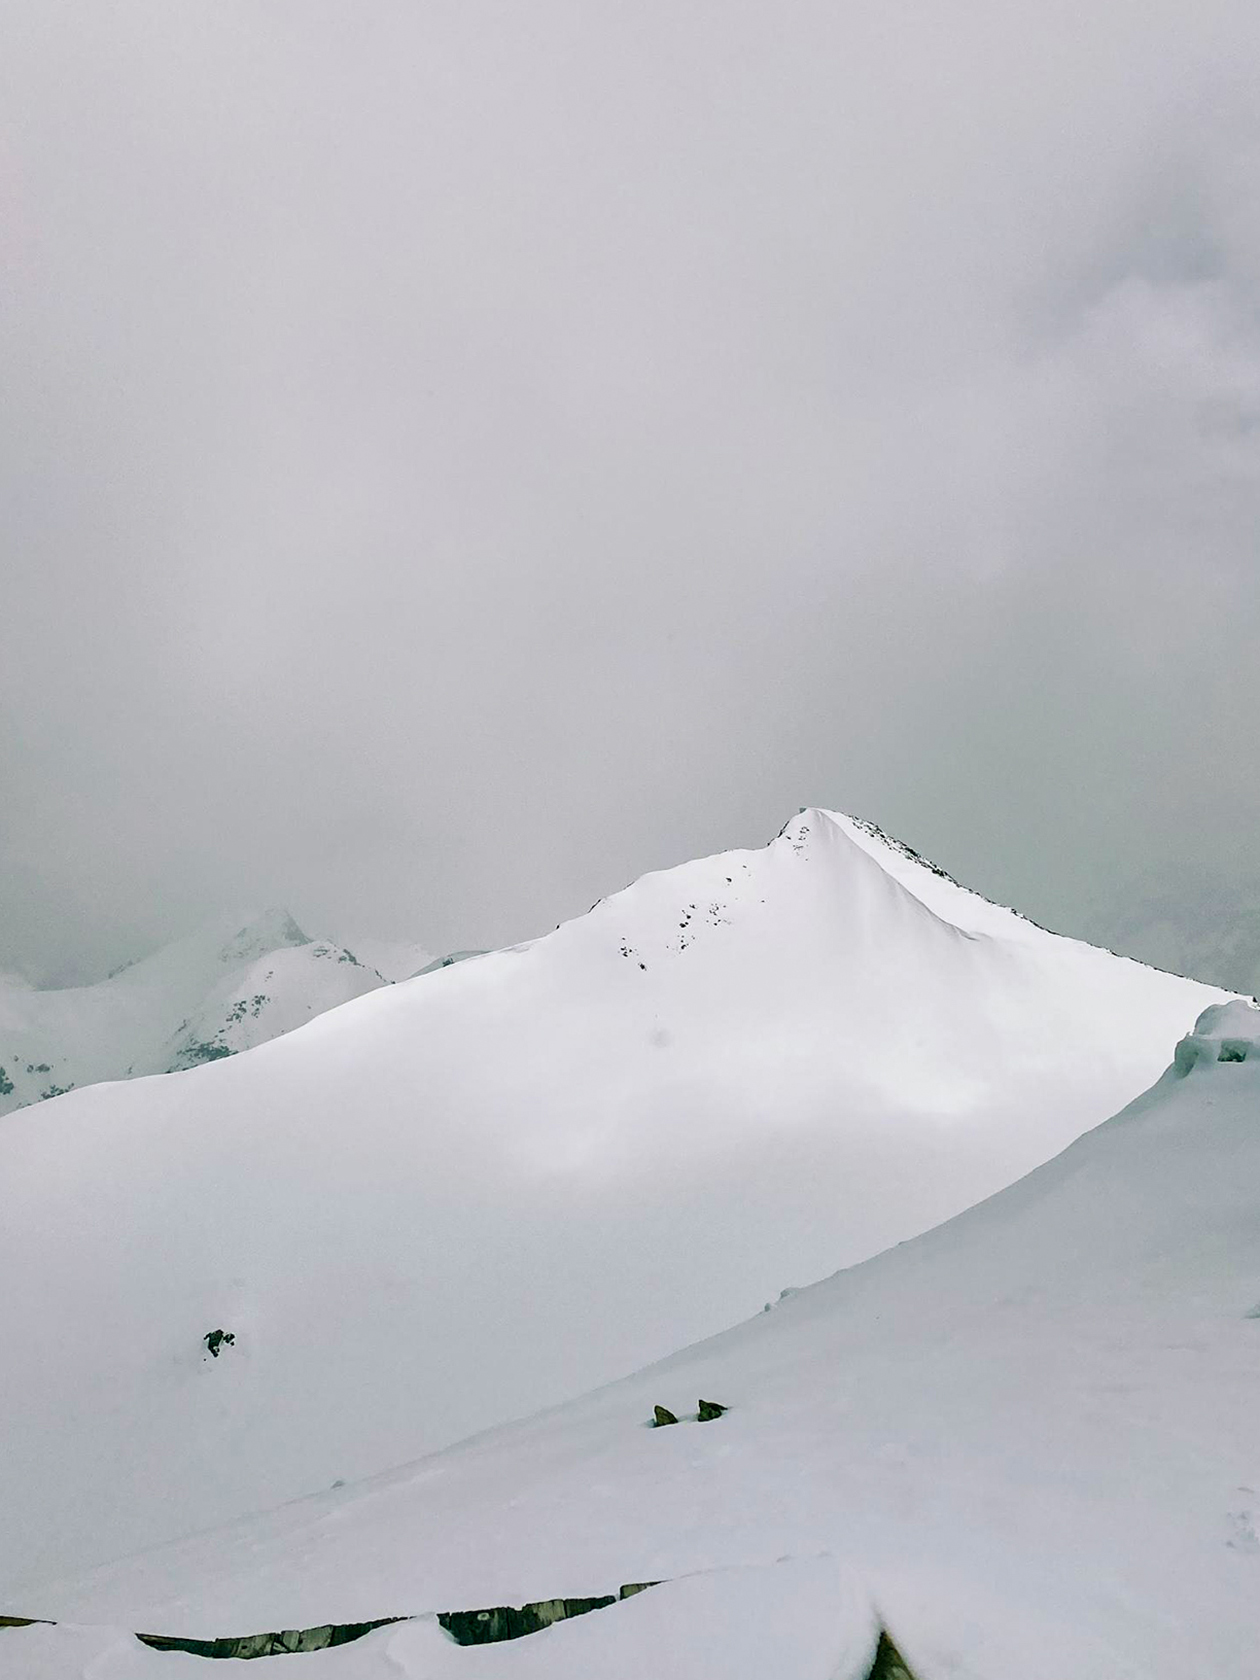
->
[0,912,432,1115]
[214,909,311,967]
[158,940,385,1073]
[104,908,309,984]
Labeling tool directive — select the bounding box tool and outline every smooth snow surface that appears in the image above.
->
[0,912,402,1115]
[0,812,1228,1594]
[16,999,1260,1679]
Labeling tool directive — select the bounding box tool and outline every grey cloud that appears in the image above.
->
[3,0,1260,987]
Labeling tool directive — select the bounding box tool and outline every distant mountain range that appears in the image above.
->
[0,911,433,1117]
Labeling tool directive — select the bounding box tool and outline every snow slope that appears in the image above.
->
[341,940,438,984]
[0,912,416,1115]
[14,999,1260,1680]
[0,812,1229,1592]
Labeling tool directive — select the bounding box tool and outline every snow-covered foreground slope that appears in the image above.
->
[0,812,1228,1591]
[15,999,1260,1680]
[0,911,426,1116]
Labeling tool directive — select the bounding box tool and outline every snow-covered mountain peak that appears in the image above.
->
[563,807,972,985]
[0,814,1232,1593]
[102,909,307,986]
[0,911,417,1116]
[581,806,1055,970]
[214,909,311,967]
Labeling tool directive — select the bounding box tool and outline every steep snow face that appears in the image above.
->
[0,812,1229,1590]
[21,1004,1260,1680]
[0,914,390,1114]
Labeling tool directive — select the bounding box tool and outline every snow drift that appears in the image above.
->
[0,811,1228,1591]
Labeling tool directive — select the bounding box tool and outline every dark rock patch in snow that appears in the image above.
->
[867,1629,919,1678]
[651,1399,727,1424]
[137,1616,404,1659]
[438,1586,655,1645]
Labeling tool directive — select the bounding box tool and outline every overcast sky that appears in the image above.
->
[3,0,1260,988]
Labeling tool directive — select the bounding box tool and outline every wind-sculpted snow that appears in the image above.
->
[16,1010,1260,1679]
[1171,997,1260,1073]
[0,813,1229,1595]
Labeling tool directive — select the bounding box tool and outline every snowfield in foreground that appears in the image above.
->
[9,998,1260,1677]
[0,813,1228,1593]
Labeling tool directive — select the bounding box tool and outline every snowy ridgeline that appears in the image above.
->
[0,912,435,1117]
[5,996,1260,1678]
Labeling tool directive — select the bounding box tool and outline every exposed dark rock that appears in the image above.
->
[617,1581,659,1599]
[4,1585,920,1670]
[137,1617,403,1659]
[204,1329,235,1358]
[697,1398,727,1421]
[866,1628,921,1678]
[652,1404,679,1427]
[172,1040,233,1070]
[414,950,486,977]
[439,1595,614,1646]
[439,1583,659,1647]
